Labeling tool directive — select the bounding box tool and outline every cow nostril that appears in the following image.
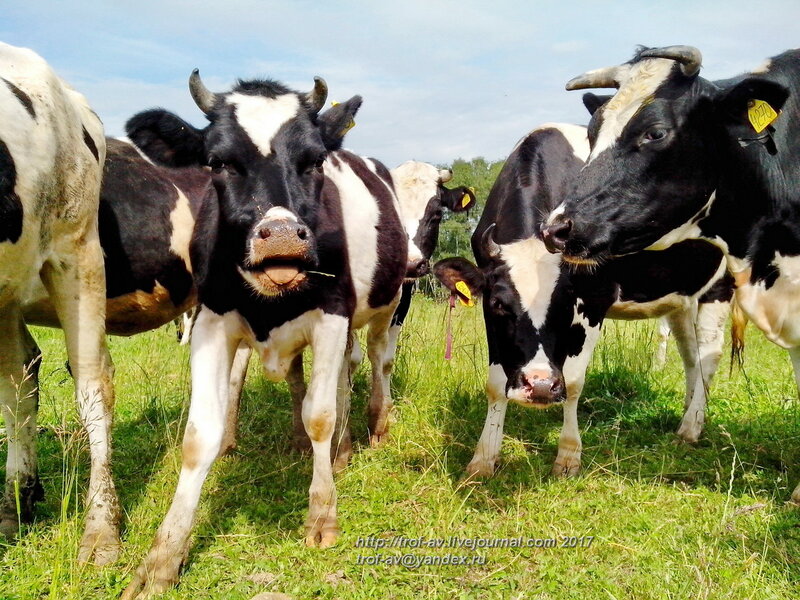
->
[542,219,573,252]
[259,228,271,239]
[297,227,307,240]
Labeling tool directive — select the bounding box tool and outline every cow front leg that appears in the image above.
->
[303,313,348,548]
[0,309,42,539]
[40,246,120,566]
[466,364,508,478]
[218,341,252,458]
[552,381,583,478]
[121,309,240,599]
[553,320,602,477]
[288,354,310,452]
[367,309,395,448]
[671,300,727,444]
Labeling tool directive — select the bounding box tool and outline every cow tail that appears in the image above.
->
[729,295,747,374]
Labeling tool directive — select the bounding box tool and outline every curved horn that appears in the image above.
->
[565,65,628,91]
[639,45,702,77]
[481,223,501,260]
[305,76,328,113]
[189,69,219,115]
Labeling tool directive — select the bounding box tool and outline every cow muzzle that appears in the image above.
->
[506,368,566,407]
[406,257,430,279]
[240,219,317,296]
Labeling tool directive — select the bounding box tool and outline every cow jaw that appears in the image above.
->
[238,261,310,297]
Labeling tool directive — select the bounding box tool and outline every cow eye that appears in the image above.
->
[642,128,668,144]
[489,296,510,316]
[314,152,328,172]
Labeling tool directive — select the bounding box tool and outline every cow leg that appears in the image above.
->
[40,246,120,566]
[289,353,310,452]
[672,300,727,443]
[788,347,800,504]
[654,317,671,368]
[367,309,395,448]
[332,338,353,473]
[303,313,348,548]
[0,308,42,539]
[217,341,252,458]
[122,309,240,599]
[466,364,508,478]
[553,319,602,477]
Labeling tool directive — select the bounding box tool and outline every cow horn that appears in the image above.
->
[189,69,219,115]
[565,65,628,91]
[305,76,328,113]
[482,224,501,259]
[638,45,702,77]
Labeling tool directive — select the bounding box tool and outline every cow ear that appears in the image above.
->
[433,257,485,304]
[318,95,363,151]
[441,186,476,213]
[126,109,206,167]
[582,93,612,116]
[715,77,789,132]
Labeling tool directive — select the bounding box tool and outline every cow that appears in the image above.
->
[541,46,800,502]
[119,71,408,599]
[0,43,119,565]
[433,123,732,479]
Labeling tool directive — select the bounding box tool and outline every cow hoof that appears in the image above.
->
[465,458,496,478]
[304,524,339,549]
[675,422,702,444]
[369,433,388,449]
[120,553,183,599]
[77,526,121,566]
[551,458,581,478]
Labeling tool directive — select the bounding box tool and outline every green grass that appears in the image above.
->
[1,296,800,599]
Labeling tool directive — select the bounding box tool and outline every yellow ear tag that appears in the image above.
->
[331,101,340,107]
[748,99,778,133]
[454,281,474,307]
[461,192,472,208]
[343,119,355,133]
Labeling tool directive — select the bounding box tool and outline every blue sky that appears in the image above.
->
[4,1,799,165]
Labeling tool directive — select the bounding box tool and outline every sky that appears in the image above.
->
[3,1,799,166]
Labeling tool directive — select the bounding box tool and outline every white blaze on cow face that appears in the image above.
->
[228,93,301,156]
[391,161,443,262]
[500,236,562,328]
[264,205,299,222]
[587,58,675,163]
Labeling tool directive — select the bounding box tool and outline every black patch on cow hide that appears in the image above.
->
[2,78,35,119]
[0,138,23,244]
[82,126,99,162]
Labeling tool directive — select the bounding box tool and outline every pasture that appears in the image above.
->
[1,295,799,599]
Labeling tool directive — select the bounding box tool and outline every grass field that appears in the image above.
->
[1,294,800,599]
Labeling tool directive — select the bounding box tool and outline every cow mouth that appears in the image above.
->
[240,258,313,295]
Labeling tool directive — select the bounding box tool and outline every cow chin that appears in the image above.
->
[505,386,565,409]
[238,263,310,297]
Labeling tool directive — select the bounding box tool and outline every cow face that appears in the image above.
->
[391,161,476,277]
[127,71,331,298]
[542,45,789,263]
[434,228,581,408]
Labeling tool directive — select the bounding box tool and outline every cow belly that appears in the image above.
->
[736,277,800,349]
[25,283,196,336]
[606,293,692,320]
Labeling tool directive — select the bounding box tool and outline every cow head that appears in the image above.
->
[391,161,476,278]
[433,225,600,408]
[127,71,332,298]
[542,45,790,262]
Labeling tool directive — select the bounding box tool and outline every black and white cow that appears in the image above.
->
[541,46,800,501]
[434,123,732,478]
[0,43,119,565]
[380,161,476,370]
[119,72,408,598]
